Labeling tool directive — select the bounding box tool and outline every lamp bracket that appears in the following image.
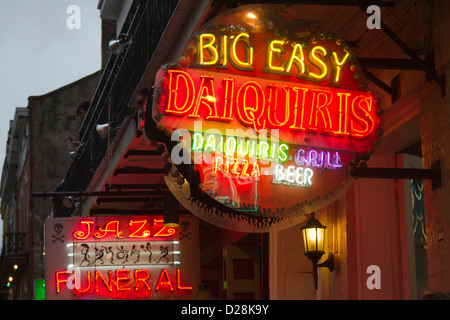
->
[317,252,335,272]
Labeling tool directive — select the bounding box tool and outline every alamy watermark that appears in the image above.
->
[366,5,381,30]
[66,5,81,30]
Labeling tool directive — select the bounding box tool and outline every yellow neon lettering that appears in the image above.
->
[285,43,305,75]
[219,34,228,67]
[332,52,350,83]
[308,46,328,81]
[197,33,218,66]
[230,33,254,70]
[267,39,285,72]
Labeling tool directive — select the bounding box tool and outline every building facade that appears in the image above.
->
[0,72,101,299]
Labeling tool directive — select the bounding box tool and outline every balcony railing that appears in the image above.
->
[57,0,180,203]
[4,233,27,257]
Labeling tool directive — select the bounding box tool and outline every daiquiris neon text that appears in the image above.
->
[161,69,376,137]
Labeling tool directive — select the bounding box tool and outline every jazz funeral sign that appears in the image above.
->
[45,215,199,300]
[149,7,383,227]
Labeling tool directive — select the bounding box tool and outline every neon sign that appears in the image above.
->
[73,218,176,240]
[55,268,191,295]
[148,6,384,230]
[160,69,377,140]
[45,216,200,300]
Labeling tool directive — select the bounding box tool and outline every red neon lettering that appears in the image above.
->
[95,270,113,293]
[177,269,192,290]
[153,219,176,237]
[308,89,333,133]
[56,271,70,293]
[135,269,151,291]
[116,269,131,291]
[235,81,266,132]
[221,78,235,121]
[73,221,94,240]
[74,270,91,294]
[351,95,375,138]
[165,70,195,115]
[161,71,379,140]
[289,87,309,131]
[94,221,123,239]
[335,92,351,136]
[189,75,219,120]
[156,269,174,291]
[212,156,260,181]
[129,220,151,238]
[55,268,191,296]
[267,84,291,127]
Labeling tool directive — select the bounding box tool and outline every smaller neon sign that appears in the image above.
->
[55,268,192,295]
[273,165,313,187]
[45,215,199,300]
[294,149,343,170]
[73,218,176,241]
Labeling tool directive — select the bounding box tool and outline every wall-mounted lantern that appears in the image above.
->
[301,212,335,290]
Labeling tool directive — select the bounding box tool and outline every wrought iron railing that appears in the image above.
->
[4,233,27,256]
[57,0,180,201]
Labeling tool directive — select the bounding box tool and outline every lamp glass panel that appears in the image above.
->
[303,227,325,253]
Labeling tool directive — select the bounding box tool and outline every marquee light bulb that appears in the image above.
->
[247,12,256,20]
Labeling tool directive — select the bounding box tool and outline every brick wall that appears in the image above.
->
[420,68,450,293]
[26,71,101,298]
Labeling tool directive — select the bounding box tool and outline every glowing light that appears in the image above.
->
[229,32,254,70]
[116,269,131,292]
[134,269,151,292]
[273,164,313,187]
[189,75,219,120]
[56,271,70,293]
[212,155,261,181]
[286,43,305,74]
[165,70,196,115]
[332,52,350,83]
[73,221,94,240]
[177,269,192,290]
[156,269,174,291]
[129,220,151,238]
[266,39,286,72]
[235,80,266,132]
[95,270,113,293]
[196,33,218,66]
[308,46,327,81]
[74,270,91,293]
[160,70,378,140]
[247,12,257,20]
[94,220,123,239]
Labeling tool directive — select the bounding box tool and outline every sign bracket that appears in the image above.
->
[351,159,441,190]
